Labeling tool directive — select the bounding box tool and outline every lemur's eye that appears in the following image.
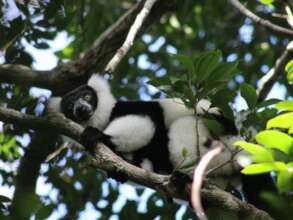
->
[84,94,91,101]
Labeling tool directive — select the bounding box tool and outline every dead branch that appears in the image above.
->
[257,41,293,101]
[228,0,293,36]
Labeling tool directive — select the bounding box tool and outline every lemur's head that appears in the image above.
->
[47,74,116,128]
[60,85,98,122]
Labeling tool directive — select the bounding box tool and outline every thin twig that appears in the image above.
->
[228,0,293,36]
[191,146,223,220]
[272,13,288,20]
[206,149,242,176]
[257,41,293,101]
[105,0,158,72]
[285,4,293,29]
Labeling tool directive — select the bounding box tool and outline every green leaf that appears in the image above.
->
[285,60,293,73]
[234,141,273,162]
[286,60,293,84]
[256,98,281,109]
[173,54,195,78]
[267,112,293,133]
[256,130,293,154]
[202,118,224,136]
[0,133,4,143]
[241,162,286,175]
[194,50,222,83]
[259,0,274,7]
[277,170,293,193]
[240,83,258,109]
[181,148,188,158]
[275,100,293,111]
[147,77,172,92]
[207,61,238,83]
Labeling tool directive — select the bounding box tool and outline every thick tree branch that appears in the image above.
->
[0,64,55,89]
[0,0,176,95]
[0,107,273,220]
[0,107,82,140]
[228,0,293,36]
[51,0,176,95]
[257,41,293,101]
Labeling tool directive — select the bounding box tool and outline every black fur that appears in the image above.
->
[241,174,276,210]
[171,171,192,193]
[80,126,111,154]
[213,115,238,135]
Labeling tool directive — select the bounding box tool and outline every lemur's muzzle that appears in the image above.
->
[73,99,93,121]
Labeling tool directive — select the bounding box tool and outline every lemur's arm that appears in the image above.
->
[80,126,114,153]
[82,115,156,153]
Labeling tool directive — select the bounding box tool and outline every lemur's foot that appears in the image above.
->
[80,126,105,153]
[171,170,192,193]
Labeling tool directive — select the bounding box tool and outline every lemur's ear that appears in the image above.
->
[47,97,62,113]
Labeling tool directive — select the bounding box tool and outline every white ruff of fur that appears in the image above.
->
[86,74,117,130]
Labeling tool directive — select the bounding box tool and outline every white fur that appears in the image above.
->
[196,99,219,115]
[168,116,242,178]
[104,115,155,152]
[140,159,154,172]
[86,74,117,130]
[47,97,62,113]
[168,116,210,171]
[158,98,219,128]
[158,98,194,127]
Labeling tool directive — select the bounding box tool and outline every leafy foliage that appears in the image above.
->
[148,51,238,115]
[235,100,293,193]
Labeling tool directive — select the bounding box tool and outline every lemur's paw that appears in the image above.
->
[171,170,192,192]
[80,126,104,153]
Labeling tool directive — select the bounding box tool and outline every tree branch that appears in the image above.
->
[257,41,293,101]
[105,0,158,72]
[0,106,273,220]
[228,0,293,36]
[52,0,176,95]
[0,64,54,89]
[0,0,176,95]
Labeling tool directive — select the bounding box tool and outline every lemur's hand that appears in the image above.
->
[81,126,105,154]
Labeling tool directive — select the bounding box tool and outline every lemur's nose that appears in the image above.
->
[77,105,91,115]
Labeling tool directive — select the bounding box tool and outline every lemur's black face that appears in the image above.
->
[61,85,98,122]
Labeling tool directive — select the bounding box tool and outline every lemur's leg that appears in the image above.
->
[81,115,155,153]
[102,115,155,153]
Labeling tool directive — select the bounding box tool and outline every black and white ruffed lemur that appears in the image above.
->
[47,74,275,207]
